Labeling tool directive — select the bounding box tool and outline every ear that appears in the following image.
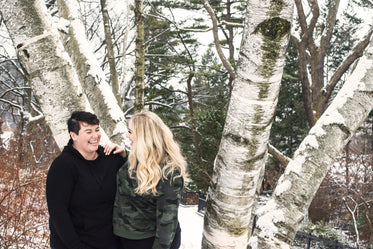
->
[70,131,78,141]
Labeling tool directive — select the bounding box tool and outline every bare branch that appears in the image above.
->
[268,144,291,166]
[325,28,373,100]
[203,0,235,80]
[319,0,340,60]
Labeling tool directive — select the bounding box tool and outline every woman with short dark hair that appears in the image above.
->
[46,111,127,249]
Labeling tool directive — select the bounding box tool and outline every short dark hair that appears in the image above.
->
[67,111,100,135]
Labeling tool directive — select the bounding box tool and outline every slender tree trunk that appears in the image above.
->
[203,0,235,82]
[225,0,235,93]
[134,0,145,112]
[56,0,129,146]
[249,38,373,249]
[0,0,90,149]
[119,0,132,104]
[202,0,294,248]
[100,0,121,107]
[186,73,201,155]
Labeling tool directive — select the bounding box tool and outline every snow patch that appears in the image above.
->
[274,179,291,196]
[248,235,258,249]
[309,124,326,137]
[298,135,319,151]
[285,156,305,175]
[1,131,13,149]
[256,199,285,239]
[321,112,345,126]
[56,17,70,34]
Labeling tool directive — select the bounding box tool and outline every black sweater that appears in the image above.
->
[46,140,126,249]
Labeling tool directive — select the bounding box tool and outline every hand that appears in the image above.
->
[103,143,126,157]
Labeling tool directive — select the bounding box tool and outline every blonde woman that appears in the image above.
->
[113,111,187,249]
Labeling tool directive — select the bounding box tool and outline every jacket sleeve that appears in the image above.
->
[46,157,94,249]
[153,175,183,249]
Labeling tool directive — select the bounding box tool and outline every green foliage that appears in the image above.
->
[140,0,236,192]
[270,43,308,157]
[327,1,363,73]
[177,48,229,192]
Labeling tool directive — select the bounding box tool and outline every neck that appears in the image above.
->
[83,151,98,160]
[73,144,98,160]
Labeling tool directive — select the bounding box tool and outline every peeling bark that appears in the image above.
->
[249,38,373,249]
[202,0,294,248]
[0,0,89,149]
[56,0,129,146]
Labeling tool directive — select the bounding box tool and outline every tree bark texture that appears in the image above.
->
[249,38,373,249]
[0,0,89,149]
[202,0,294,248]
[134,0,145,112]
[56,0,129,147]
[100,0,121,106]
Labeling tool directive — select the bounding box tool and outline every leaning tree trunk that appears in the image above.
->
[56,0,129,147]
[0,0,91,149]
[202,0,294,248]
[249,38,373,249]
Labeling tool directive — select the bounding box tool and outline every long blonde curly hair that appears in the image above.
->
[128,111,187,195]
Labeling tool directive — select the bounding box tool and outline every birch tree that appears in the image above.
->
[134,0,145,112]
[0,0,90,148]
[56,0,128,146]
[249,37,373,249]
[100,0,121,106]
[292,0,373,127]
[0,0,129,149]
[202,0,294,247]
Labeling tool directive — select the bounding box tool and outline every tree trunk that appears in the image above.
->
[249,38,373,249]
[56,0,129,146]
[293,0,372,129]
[0,0,90,149]
[202,0,294,248]
[100,0,121,107]
[134,0,145,112]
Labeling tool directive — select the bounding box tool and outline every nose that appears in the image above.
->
[93,130,101,138]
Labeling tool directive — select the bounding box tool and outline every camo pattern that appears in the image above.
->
[113,161,183,249]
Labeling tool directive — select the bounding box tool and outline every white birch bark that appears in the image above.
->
[202,0,294,248]
[0,0,91,149]
[249,38,373,249]
[56,0,129,147]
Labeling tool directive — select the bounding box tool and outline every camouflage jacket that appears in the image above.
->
[113,161,183,249]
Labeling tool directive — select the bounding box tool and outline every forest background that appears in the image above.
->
[0,0,372,248]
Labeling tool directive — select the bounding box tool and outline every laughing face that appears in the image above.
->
[70,122,101,159]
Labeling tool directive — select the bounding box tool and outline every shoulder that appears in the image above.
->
[47,151,77,177]
[98,145,127,165]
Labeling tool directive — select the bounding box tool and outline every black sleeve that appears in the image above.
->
[46,157,93,249]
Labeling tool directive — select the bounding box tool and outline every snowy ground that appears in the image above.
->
[179,205,204,249]
[177,202,309,249]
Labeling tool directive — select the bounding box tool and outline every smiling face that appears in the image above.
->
[126,119,135,146]
[70,122,101,159]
